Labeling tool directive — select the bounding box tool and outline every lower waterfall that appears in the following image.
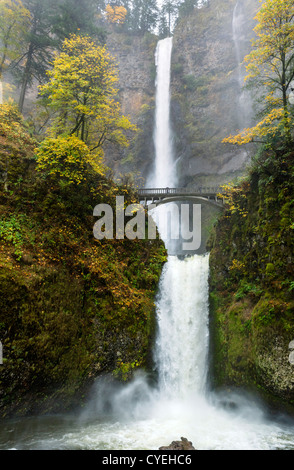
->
[2,254,294,450]
[154,254,210,399]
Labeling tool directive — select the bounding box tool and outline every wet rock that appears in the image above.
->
[289,351,294,366]
[159,437,196,450]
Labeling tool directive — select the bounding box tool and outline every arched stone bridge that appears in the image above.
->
[137,187,225,208]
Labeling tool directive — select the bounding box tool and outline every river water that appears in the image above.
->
[1,37,294,451]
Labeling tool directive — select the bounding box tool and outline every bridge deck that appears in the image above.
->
[137,187,225,208]
[137,187,223,198]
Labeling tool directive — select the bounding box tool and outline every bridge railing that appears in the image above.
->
[137,187,223,196]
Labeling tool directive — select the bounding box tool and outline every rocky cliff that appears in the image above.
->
[102,1,261,189]
[170,0,260,188]
[208,148,294,411]
[103,30,158,183]
[0,105,166,418]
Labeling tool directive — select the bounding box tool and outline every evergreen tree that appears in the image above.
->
[160,0,178,36]
[178,0,198,19]
[52,0,106,41]
[129,0,158,34]
[15,0,57,113]
[12,0,106,113]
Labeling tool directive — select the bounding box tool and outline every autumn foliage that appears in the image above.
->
[40,34,136,153]
[105,4,127,24]
[223,0,294,146]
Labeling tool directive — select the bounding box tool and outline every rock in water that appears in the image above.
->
[159,437,196,450]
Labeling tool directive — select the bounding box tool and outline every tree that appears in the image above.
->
[0,0,31,87]
[177,0,198,19]
[223,0,294,146]
[35,135,104,185]
[105,4,127,24]
[11,0,106,113]
[12,0,58,113]
[51,0,106,41]
[160,0,178,36]
[40,35,136,156]
[129,0,158,34]
[0,0,31,78]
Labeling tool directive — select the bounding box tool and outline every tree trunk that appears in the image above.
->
[18,43,34,113]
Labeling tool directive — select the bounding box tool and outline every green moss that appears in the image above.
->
[209,149,294,409]
[0,108,167,418]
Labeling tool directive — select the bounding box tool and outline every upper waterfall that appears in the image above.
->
[147,37,176,189]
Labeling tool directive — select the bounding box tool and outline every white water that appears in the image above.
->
[1,37,294,451]
[147,37,176,189]
[2,253,294,450]
[232,0,253,129]
[154,255,209,398]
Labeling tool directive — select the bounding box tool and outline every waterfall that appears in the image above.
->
[232,0,253,129]
[147,37,176,189]
[149,38,210,401]
[3,36,294,451]
[76,37,294,450]
[154,254,210,398]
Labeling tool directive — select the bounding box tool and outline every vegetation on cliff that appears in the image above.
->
[223,0,294,146]
[0,95,166,417]
[209,0,294,410]
[209,145,294,407]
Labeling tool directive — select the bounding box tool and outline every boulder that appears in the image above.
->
[159,437,196,450]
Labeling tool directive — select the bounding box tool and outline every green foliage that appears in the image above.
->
[0,0,31,78]
[0,103,36,191]
[35,135,104,185]
[127,0,159,35]
[0,214,36,259]
[40,34,136,153]
[113,359,141,381]
[51,0,106,41]
[234,281,263,301]
[182,74,199,92]
[209,146,294,403]
[0,106,167,416]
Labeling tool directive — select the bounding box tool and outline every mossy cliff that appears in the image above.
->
[208,149,294,410]
[0,107,167,418]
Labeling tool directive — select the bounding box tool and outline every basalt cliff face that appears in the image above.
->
[170,0,259,188]
[105,0,260,188]
[103,31,157,182]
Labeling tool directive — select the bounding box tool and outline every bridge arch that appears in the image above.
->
[143,195,224,209]
[137,187,225,210]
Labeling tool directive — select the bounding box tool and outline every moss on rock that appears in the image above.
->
[209,149,294,411]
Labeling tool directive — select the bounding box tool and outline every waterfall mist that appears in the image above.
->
[232,0,253,129]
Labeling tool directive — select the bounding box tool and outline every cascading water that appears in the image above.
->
[232,0,253,129]
[154,254,210,399]
[2,37,294,451]
[147,37,176,188]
